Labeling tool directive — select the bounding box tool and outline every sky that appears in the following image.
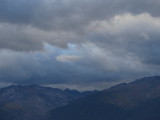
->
[0,0,160,91]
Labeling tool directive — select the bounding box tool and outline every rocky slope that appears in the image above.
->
[0,84,92,120]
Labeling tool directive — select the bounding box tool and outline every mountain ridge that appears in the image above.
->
[0,84,94,120]
[46,76,160,120]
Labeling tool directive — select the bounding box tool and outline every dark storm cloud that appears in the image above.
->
[0,43,159,90]
[0,0,160,90]
[0,49,117,85]
[0,49,137,86]
[0,0,159,51]
[0,0,42,24]
[0,0,160,30]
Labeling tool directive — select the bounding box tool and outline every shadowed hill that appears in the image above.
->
[47,76,160,120]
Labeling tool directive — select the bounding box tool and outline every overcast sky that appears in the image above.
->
[0,0,160,91]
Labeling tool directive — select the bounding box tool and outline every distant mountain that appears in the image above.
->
[47,76,160,120]
[0,84,93,120]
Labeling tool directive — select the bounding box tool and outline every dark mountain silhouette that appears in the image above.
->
[47,76,160,120]
[0,84,92,120]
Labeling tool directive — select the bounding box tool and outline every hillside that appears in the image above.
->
[47,76,160,120]
[0,84,92,120]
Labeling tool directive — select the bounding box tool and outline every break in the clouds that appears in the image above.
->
[0,0,160,90]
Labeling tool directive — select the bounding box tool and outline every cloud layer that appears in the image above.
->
[0,0,160,90]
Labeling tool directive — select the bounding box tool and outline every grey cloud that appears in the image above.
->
[0,0,42,24]
[0,49,130,85]
[0,45,158,91]
[0,49,93,84]
[0,0,159,51]
[0,0,160,31]
[0,50,43,82]
[56,55,82,63]
[0,23,44,51]
[0,23,74,51]
[0,0,160,90]
[87,14,160,66]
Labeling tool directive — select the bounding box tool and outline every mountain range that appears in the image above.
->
[0,84,92,120]
[46,76,160,120]
[0,76,160,120]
